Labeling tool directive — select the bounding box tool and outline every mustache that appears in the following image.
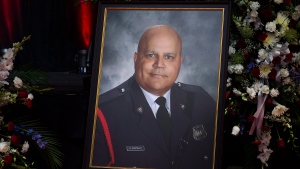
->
[149,69,167,77]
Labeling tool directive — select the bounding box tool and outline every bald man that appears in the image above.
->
[93,25,216,169]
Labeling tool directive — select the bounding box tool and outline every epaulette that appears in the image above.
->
[98,80,129,104]
[175,82,207,95]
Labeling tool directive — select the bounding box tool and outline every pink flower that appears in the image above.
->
[257,148,273,164]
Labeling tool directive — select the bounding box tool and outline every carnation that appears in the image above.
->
[280,68,289,77]
[249,1,260,10]
[270,88,280,97]
[265,21,276,32]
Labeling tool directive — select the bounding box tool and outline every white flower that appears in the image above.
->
[258,49,268,60]
[261,85,270,94]
[249,1,260,10]
[272,104,289,116]
[13,76,23,88]
[257,148,273,164]
[234,64,244,74]
[2,49,14,60]
[0,141,10,153]
[259,63,272,78]
[280,68,289,78]
[0,58,14,71]
[0,70,9,81]
[228,65,235,74]
[265,21,276,32]
[229,46,236,55]
[27,93,34,100]
[247,87,256,99]
[270,88,279,97]
[231,125,240,136]
[233,88,242,96]
[274,0,283,4]
[21,141,29,153]
[292,5,300,20]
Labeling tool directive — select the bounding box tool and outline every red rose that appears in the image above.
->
[265,97,274,109]
[25,99,32,109]
[252,139,261,145]
[247,115,255,123]
[7,121,14,132]
[236,40,247,49]
[260,9,273,21]
[251,67,260,77]
[285,53,293,62]
[17,90,28,98]
[261,125,271,131]
[268,68,277,79]
[10,135,22,146]
[257,32,268,42]
[4,155,13,165]
[277,139,285,148]
[283,0,292,4]
[226,92,230,100]
[272,56,281,65]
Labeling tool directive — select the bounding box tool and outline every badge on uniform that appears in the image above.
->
[192,124,207,141]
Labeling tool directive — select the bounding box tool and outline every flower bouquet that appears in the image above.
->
[0,36,63,168]
[225,0,300,168]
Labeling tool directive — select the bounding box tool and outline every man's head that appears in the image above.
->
[134,25,183,96]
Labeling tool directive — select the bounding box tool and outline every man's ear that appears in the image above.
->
[134,52,138,62]
[180,55,183,63]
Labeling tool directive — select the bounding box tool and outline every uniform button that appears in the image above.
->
[121,88,125,92]
[204,155,208,160]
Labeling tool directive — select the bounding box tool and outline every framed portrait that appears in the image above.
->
[83,1,231,169]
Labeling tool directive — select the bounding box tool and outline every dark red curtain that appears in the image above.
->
[0,0,26,49]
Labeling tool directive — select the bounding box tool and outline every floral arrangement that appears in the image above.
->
[0,36,63,168]
[225,0,300,168]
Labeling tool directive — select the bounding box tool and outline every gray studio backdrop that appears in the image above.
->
[98,10,223,101]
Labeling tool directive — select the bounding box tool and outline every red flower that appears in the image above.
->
[10,135,22,146]
[272,56,281,65]
[261,125,271,131]
[260,9,273,21]
[247,115,255,123]
[265,97,273,107]
[25,98,32,109]
[283,0,292,4]
[251,67,260,77]
[285,53,293,62]
[252,139,261,145]
[257,32,268,42]
[268,68,277,79]
[226,92,230,100]
[7,121,14,132]
[17,90,28,98]
[4,155,13,165]
[277,139,285,148]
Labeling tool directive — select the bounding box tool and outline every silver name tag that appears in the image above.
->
[126,146,145,151]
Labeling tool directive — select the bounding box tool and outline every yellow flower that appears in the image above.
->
[259,63,272,78]
[276,12,290,27]
[263,33,279,49]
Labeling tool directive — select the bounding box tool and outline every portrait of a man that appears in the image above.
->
[92,25,216,169]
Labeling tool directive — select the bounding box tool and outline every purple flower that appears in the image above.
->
[36,139,47,149]
[32,132,42,140]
